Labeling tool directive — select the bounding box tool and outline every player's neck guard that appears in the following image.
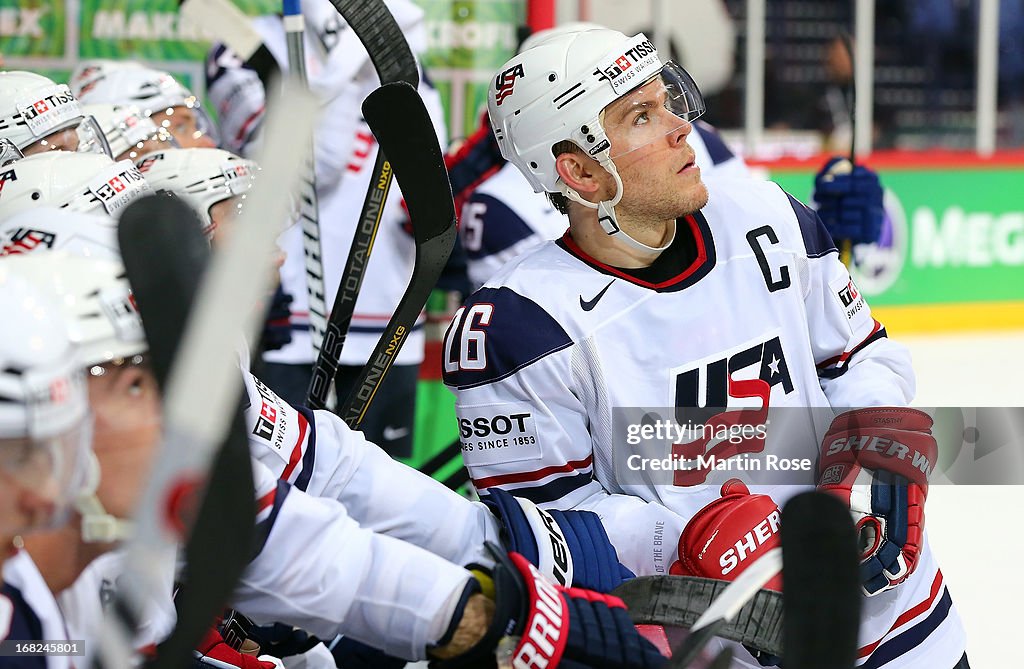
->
[563,158,676,254]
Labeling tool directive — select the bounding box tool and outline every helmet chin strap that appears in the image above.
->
[562,158,675,254]
[75,451,134,543]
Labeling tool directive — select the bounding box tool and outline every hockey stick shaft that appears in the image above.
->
[839,29,856,266]
[781,492,860,669]
[283,0,329,356]
[306,0,420,409]
[337,81,456,428]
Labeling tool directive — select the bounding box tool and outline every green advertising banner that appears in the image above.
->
[0,0,66,58]
[417,0,523,140]
[767,153,1024,334]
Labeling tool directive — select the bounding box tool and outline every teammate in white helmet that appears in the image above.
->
[15,212,659,667]
[83,103,179,162]
[0,264,95,666]
[135,148,259,239]
[205,0,447,457]
[0,71,111,157]
[70,60,219,149]
[0,150,150,221]
[443,27,967,669]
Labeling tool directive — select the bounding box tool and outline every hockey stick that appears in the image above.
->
[179,0,280,85]
[613,569,785,658]
[283,0,329,356]
[94,81,318,669]
[336,80,457,428]
[306,0,421,410]
[836,29,857,266]
[615,548,783,667]
[781,491,860,669]
[112,194,256,669]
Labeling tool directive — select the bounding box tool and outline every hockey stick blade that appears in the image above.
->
[337,81,457,428]
[180,0,280,86]
[781,492,860,669]
[306,0,421,408]
[614,570,785,658]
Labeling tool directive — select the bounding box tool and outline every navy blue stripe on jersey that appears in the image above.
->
[462,193,537,258]
[1,580,49,668]
[860,588,953,669]
[443,287,573,389]
[694,121,736,165]
[486,471,595,506]
[293,405,317,492]
[818,325,889,380]
[252,480,292,559]
[786,192,838,258]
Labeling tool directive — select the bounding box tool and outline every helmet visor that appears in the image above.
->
[20,115,112,158]
[151,99,221,149]
[605,61,705,160]
[0,415,92,535]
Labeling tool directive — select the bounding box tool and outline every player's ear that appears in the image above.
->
[555,151,601,196]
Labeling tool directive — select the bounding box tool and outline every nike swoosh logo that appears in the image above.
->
[579,279,615,311]
[382,426,410,441]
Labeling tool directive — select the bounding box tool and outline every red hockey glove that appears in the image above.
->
[670,479,783,591]
[817,408,936,596]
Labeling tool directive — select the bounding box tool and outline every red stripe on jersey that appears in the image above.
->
[857,570,944,659]
[817,319,884,369]
[473,454,594,489]
[559,214,708,290]
[235,106,265,144]
[256,489,276,514]
[280,410,311,482]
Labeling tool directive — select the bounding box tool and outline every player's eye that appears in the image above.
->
[633,111,649,127]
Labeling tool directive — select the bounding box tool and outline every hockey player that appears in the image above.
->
[82,103,180,162]
[0,71,111,157]
[206,0,447,456]
[0,267,96,669]
[134,147,260,240]
[0,150,151,222]
[70,60,219,149]
[4,211,660,667]
[443,28,967,668]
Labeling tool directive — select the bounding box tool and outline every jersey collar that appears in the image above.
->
[557,210,716,292]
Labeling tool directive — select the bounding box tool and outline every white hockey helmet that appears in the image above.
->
[135,147,259,238]
[72,63,220,148]
[0,207,120,261]
[0,151,151,220]
[2,253,145,542]
[0,71,112,157]
[487,29,704,251]
[0,252,145,368]
[0,263,92,532]
[83,103,180,162]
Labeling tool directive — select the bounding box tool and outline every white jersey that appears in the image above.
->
[461,120,751,289]
[58,549,176,658]
[208,0,447,366]
[1,551,74,669]
[233,370,501,660]
[443,178,965,668]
